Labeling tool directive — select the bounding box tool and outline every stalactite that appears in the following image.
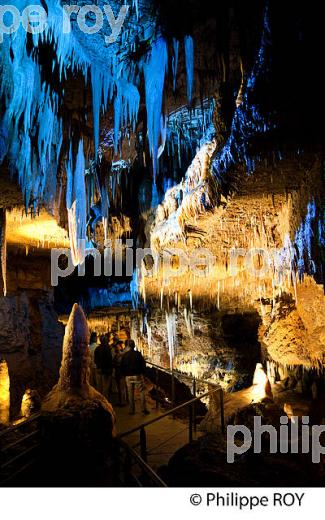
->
[91,68,102,162]
[184,307,194,337]
[166,309,177,369]
[66,140,87,267]
[212,4,274,180]
[114,79,140,154]
[184,36,194,104]
[133,0,139,19]
[0,209,7,297]
[143,37,168,183]
[172,39,179,91]
[295,200,317,279]
[0,1,165,219]
[130,269,141,309]
[144,315,152,358]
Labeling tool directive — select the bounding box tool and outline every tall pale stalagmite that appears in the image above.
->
[57,303,90,391]
[41,304,116,484]
[252,363,273,401]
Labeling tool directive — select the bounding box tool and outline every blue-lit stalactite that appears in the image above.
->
[164,98,215,179]
[0,0,197,265]
[86,284,132,311]
[66,140,87,266]
[212,5,274,183]
[130,269,141,309]
[143,37,168,202]
[150,2,275,259]
[172,39,179,92]
[295,201,317,280]
[184,35,194,104]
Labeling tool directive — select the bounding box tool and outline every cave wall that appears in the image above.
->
[139,308,261,391]
[260,277,325,367]
[143,153,325,374]
[0,250,64,417]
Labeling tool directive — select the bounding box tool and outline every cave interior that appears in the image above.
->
[0,0,325,487]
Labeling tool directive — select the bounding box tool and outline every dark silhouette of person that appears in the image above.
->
[120,340,149,415]
[94,335,113,400]
[112,341,127,406]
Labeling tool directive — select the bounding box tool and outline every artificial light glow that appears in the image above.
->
[0,358,10,425]
[7,208,70,249]
[251,363,273,402]
[20,389,33,418]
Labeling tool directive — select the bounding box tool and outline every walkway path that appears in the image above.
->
[112,391,202,471]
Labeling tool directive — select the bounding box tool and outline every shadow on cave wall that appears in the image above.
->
[220,311,262,390]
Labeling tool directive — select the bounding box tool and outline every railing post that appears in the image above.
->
[189,404,193,443]
[112,440,120,486]
[192,378,197,433]
[192,378,196,397]
[140,427,147,462]
[171,369,175,411]
[124,450,132,485]
[155,368,159,410]
[219,388,225,434]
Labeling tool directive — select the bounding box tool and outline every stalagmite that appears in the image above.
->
[20,389,40,418]
[41,304,116,479]
[252,363,273,402]
[55,303,91,392]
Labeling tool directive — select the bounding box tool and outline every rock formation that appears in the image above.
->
[41,304,116,485]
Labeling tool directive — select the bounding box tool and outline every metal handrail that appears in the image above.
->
[1,430,39,452]
[144,360,225,433]
[146,360,220,389]
[0,413,41,439]
[116,439,167,487]
[118,386,223,485]
[117,387,221,487]
[0,413,41,486]
[119,387,219,439]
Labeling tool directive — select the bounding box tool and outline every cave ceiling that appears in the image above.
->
[0,1,324,326]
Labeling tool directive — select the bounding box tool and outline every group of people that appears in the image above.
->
[89,333,150,416]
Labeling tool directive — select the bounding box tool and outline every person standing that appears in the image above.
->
[112,341,127,406]
[120,340,150,416]
[94,335,113,401]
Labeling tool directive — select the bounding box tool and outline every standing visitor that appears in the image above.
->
[120,340,150,416]
[94,335,113,400]
[112,341,127,406]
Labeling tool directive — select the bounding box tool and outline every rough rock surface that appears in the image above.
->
[261,279,325,367]
[0,251,64,417]
[140,308,261,391]
[165,403,325,486]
